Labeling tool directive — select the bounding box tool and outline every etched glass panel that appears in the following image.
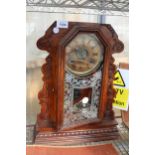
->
[63,33,104,127]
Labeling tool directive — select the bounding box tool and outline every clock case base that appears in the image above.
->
[35,120,119,145]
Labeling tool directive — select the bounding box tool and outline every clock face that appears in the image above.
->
[65,33,104,76]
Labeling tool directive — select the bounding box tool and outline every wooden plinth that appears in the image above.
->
[35,126,119,145]
[26,143,119,155]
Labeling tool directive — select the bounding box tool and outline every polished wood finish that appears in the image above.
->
[119,63,129,69]
[35,21,124,145]
[27,144,119,155]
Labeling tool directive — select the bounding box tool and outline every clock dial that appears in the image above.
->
[65,33,104,76]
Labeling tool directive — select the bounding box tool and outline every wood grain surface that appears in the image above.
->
[26,143,119,155]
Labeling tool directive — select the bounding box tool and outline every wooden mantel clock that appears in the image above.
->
[35,21,124,145]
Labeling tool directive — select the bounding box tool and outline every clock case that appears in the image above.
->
[35,21,124,145]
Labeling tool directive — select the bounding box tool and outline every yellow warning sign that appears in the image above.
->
[113,87,129,110]
[113,70,125,87]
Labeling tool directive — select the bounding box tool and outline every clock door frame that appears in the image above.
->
[36,22,124,134]
[57,26,115,130]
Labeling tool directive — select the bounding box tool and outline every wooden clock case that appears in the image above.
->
[35,21,124,145]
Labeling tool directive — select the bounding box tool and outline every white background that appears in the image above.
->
[0,0,155,154]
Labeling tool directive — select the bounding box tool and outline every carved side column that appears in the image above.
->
[104,25,124,120]
[36,56,52,128]
[104,56,117,120]
[36,36,53,129]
